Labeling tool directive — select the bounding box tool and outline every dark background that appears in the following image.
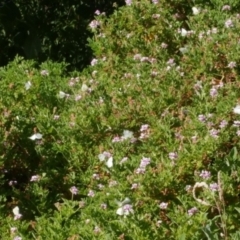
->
[0,0,125,71]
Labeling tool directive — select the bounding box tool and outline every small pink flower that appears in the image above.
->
[40,70,49,76]
[103,151,112,158]
[225,19,234,28]
[9,180,17,186]
[109,180,118,187]
[210,183,219,191]
[100,203,107,209]
[210,87,218,98]
[97,184,104,190]
[10,227,17,233]
[199,170,211,179]
[53,115,60,120]
[14,237,22,240]
[135,167,146,174]
[175,132,184,140]
[140,157,151,168]
[89,20,100,29]
[30,175,40,182]
[159,202,168,209]
[112,136,122,142]
[209,129,219,138]
[219,120,228,129]
[95,10,101,15]
[169,152,178,160]
[68,79,75,86]
[167,58,175,66]
[91,58,98,66]
[75,95,82,101]
[125,0,132,5]
[124,73,132,78]
[232,120,240,127]
[188,207,198,216]
[198,114,206,122]
[139,132,149,139]
[94,226,101,233]
[92,173,100,180]
[133,54,142,60]
[140,124,149,132]
[228,61,236,68]
[222,5,231,11]
[194,81,203,91]
[161,42,168,48]
[131,183,139,189]
[151,71,158,76]
[152,14,160,19]
[88,190,95,197]
[123,204,134,215]
[70,186,78,195]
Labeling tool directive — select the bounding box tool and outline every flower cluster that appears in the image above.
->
[135,157,151,174]
[139,124,150,139]
[112,130,136,143]
[98,151,113,168]
[89,20,100,29]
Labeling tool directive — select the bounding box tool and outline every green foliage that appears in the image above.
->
[1,0,240,239]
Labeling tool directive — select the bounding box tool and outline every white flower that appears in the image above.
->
[95,10,101,15]
[125,0,132,6]
[159,202,168,209]
[40,70,49,76]
[179,46,188,54]
[25,81,32,90]
[106,157,113,168]
[14,236,22,240]
[233,105,240,114]
[98,153,106,162]
[29,133,42,140]
[81,83,89,92]
[98,152,113,168]
[59,91,67,98]
[30,175,41,182]
[116,198,133,216]
[122,130,133,140]
[10,227,17,233]
[180,28,188,37]
[116,197,131,206]
[192,7,200,15]
[91,58,98,66]
[89,20,100,29]
[13,206,22,220]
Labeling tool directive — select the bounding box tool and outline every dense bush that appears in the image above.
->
[1,0,240,239]
[0,0,125,71]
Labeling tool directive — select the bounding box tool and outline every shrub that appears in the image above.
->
[1,0,240,239]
